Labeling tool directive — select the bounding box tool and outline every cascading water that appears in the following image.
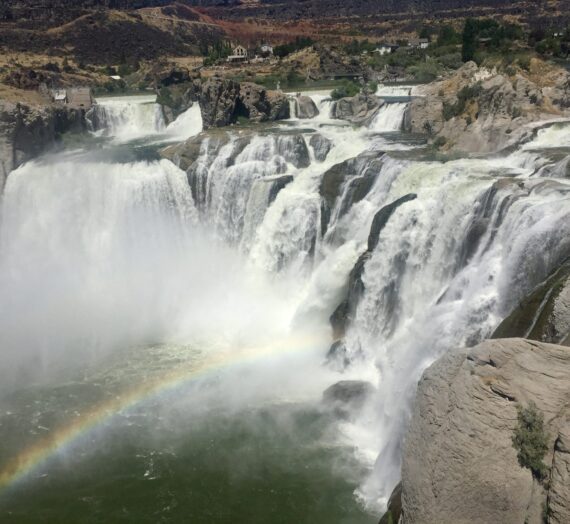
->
[369,103,408,133]
[87,95,166,140]
[375,84,414,97]
[2,83,570,521]
[87,95,203,142]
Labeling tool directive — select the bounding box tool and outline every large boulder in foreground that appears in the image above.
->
[402,338,570,524]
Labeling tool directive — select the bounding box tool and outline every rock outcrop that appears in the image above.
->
[238,82,290,123]
[405,60,570,153]
[0,101,86,189]
[401,338,570,524]
[322,380,375,418]
[332,93,383,126]
[294,95,319,119]
[309,133,332,162]
[159,77,290,129]
[493,259,570,346]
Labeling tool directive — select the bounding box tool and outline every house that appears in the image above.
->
[52,88,68,104]
[408,38,430,50]
[48,87,93,109]
[227,45,248,63]
[260,43,273,56]
[374,43,399,56]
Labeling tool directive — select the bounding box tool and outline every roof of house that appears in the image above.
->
[52,89,67,101]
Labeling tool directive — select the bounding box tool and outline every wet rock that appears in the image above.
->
[332,93,384,126]
[295,95,319,119]
[325,339,350,371]
[319,151,384,236]
[368,193,417,252]
[493,258,570,346]
[322,380,375,418]
[402,338,570,524]
[276,134,310,168]
[379,482,402,524]
[265,174,293,204]
[309,133,332,162]
[328,193,418,344]
[330,300,349,340]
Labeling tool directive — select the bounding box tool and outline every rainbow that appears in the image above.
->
[0,334,321,492]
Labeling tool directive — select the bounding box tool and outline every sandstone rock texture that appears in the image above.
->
[0,101,85,189]
[402,338,570,524]
[405,60,570,153]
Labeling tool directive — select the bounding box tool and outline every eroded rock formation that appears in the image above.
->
[401,338,570,524]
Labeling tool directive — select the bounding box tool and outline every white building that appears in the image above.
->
[374,43,398,56]
[260,43,273,55]
[409,38,430,49]
[227,45,248,63]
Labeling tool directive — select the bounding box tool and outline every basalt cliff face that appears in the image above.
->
[0,102,86,189]
[401,338,570,524]
[158,76,290,129]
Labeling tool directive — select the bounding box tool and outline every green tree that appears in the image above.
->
[512,402,550,481]
[438,25,461,46]
[462,18,478,62]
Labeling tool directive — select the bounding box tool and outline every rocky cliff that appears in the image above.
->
[158,76,290,129]
[0,101,86,190]
[401,338,570,524]
[405,60,570,153]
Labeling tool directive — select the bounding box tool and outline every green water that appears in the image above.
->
[0,346,377,524]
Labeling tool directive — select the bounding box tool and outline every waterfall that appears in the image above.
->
[4,85,570,517]
[369,103,408,133]
[87,96,203,142]
[88,95,166,140]
[375,85,414,97]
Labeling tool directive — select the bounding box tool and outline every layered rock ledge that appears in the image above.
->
[401,338,570,524]
[404,60,570,153]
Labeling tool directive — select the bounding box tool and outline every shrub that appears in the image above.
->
[331,80,361,100]
[512,402,549,481]
[443,82,482,120]
[433,136,447,148]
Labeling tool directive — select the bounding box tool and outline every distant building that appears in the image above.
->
[48,87,93,109]
[227,45,248,63]
[408,38,430,50]
[260,43,274,56]
[374,43,399,55]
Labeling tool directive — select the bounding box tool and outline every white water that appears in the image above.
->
[287,90,335,122]
[3,89,570,516]
[90,95,203,142]
[369,103,407,133]
[90,95,166,140]
[375,85,414,97]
